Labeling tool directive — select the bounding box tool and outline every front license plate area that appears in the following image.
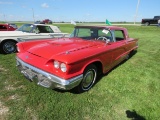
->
[38,79,51,88]
[21,69,36,81]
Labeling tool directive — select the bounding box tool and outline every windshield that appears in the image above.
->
[16,24,35,32]
[16,24,54,33]
[70,27,112,41]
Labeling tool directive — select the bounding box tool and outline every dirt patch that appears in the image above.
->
[26,107,38,120]
[0,66,8,72]
[7,94,19,100]
[5,85,16,91]
[0,101,9,120]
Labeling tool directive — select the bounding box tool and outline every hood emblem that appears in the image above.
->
[25,56,29,59]
[66,51,70,54]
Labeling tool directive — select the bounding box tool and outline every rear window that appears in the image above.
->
[37,26,54,33]
[114,30,125,41]
[0,25,7,29]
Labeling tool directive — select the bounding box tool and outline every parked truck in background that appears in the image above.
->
[141,16,160,26]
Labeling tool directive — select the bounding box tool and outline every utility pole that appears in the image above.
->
[134,0,140,24]
[4,14,7,22]
[32,8,35,22]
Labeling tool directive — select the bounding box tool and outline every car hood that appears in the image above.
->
[27,38,104,60]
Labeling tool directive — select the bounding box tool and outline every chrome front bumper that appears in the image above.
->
[16,57,83,90]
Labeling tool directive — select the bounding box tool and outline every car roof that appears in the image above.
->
[0,23,9,25]
[33,24,50,26]
[0,23,15,26]
[33,24,57,27]
[75,25,126,31]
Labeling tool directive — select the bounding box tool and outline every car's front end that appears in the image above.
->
[16,57,83,90]
[16,40,89,90]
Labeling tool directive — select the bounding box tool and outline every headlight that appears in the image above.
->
[60,63,67,72]
[54,61,59,69]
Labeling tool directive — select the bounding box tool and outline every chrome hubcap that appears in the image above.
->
[3,41,16,53]
[82,69,96,90]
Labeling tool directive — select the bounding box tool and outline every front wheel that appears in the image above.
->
[76,64,97,93]
[1,41,17,54]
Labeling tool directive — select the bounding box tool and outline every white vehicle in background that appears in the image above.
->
[0,24,69,54]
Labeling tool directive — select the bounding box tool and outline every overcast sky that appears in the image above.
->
[0,0,159,22]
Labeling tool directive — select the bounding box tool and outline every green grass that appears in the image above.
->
[0,24,160,120]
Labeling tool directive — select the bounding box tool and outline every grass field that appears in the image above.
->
[0,24,160,120]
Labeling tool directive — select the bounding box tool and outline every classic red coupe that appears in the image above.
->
[16,26,138,93]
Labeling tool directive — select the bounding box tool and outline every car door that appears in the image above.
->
[109,30,128,68]
[97,29,116,73]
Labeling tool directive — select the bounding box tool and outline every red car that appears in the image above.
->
[42,19,52,24]
[16,26,138,93]
[0,23,17,31]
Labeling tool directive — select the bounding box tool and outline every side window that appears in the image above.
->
[45,26,54,33]
[114,30,125,41]
[37,26,52,33]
